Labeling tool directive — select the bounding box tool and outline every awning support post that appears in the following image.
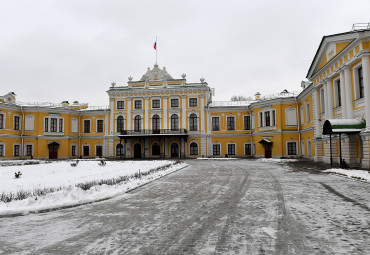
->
[339,133,343,168]
[330,134,333,167]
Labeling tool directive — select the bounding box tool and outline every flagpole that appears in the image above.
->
[156,36,158,65]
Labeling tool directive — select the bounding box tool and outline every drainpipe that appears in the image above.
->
[295,97,301,157]
[21,106,24,159]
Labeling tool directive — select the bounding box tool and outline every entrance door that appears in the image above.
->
[264,143,272,158]
[134,143,141,158]
[48,142,59,159]
[171,143,179,158]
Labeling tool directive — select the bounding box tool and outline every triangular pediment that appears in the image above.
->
[306,31,359,79]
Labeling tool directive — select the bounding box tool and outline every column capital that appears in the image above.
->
[180,95,187,98]
[161,95,169,99]
[126,97,132,101]
[144,96,150,100]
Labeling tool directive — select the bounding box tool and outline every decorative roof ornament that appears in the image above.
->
[139,64,174,81]
[128,76,133,81]
[181,73,186,79]
[111,82,116,87]
[200,77,205,83]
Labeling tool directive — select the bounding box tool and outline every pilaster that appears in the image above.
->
[339,70,347,119]
[344,66,354,119]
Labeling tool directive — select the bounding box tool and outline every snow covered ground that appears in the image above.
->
[0,160,188,216]
[324,168,370,182]
[258,158,298,163]
[196,157,238,160]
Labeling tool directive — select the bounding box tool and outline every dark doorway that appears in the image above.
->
[171,143,179,158]
[152,143,160,156]
[134,143,141,158]
[264,143,272,158]
[48,142,59,159]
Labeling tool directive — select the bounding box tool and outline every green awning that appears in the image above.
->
[323,119,365,135]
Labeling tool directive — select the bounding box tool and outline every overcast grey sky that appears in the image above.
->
[1,0,370,106]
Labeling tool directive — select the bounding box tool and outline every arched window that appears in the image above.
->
[189,114,198,131]
[134,115,141,132]
[116,143,124,156]
[152,114,160,133]
[117,116,124,133]
[152,143,160,156]
[171,114,179,131]
[190,142,198,155]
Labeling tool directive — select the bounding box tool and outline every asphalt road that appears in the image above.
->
[0,159,369,254]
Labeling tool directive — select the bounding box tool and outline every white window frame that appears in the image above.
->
[227,143,236,156]
[95,144,103,157]
[96,118,104,133]
[0,143,5,157]
[188,112,199,132]
[13,143,21,156]
[151,98,161,109]
[286,141,298,156]
[227,115,236,130]
[306,102,310,123]
[25,143,33,157]
[134,99,143,109]
[300,105,304,125]
[243,115,251,130]
[259,110,276,128]
[353,63,363,100]
[116,100,125,110]
[170,97,180,108]
[212,143,221,156]
[301,140,305,156]
[0,112,5,129]
[285,107,297,127]
[13,115,21,131]
[320,88,325,113]
[82,145,90,156]
[188,97,198,108]
[189,141,199,156]
[244,143,252,155]
[212,116,220,131]
[44,116,64,134]
[83,119,91,133]
[71,144,77,157]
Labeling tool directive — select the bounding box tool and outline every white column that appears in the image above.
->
[326,79,334,119]
[323,83,329,119]
[362,55,370,130]
[109,98,114,135]
[344,66,354,119]
[340,70,347,119]
[181,95,187,130]
[313,87,321,137]
[162,96,168,130]
[126,97,132,131]
[200,95,205,133]
[144,96,149,130]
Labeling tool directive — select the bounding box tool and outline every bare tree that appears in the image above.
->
[231,95,253,101]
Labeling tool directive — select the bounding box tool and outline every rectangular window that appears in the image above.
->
[14,144,20,156]
[51,118,57,132]
[59,119,63,132]
[117,101,125,109]
[265,111,270,126]
[14,116,20,130]
[212,117,220,131]
[26,145,32,156]
[320,89,325,113]
[227,116,235,130]
[134,100,142,109]
[359,67,364,99]
[0,144,3,156]
[227,144,235,155]
[336,79,341,107]
[152,99,160,108]
[96,146,103,157]
[171,99,179,107]
[259,112,263,127]
[213,144,220,155]
[306,104,310,123]
[0,114,3,129]
[83,146,90,156]
[189,98,198,107]
[244,116,251,130]
[245,144,251,155]
[44,118,48,132]
[287,142,297,155]
[71,145,76,156]
[97,120,104,133]
[272,110,276,126]
[84,119,91,133]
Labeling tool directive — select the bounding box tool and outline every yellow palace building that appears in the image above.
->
[0,25,370,168]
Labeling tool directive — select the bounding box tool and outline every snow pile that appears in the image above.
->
[0,160,188,216]
[196,157,238,160]
[324,168,370,182]
[258,158,298,163]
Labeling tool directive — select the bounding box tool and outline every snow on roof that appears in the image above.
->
[209,101,254,107]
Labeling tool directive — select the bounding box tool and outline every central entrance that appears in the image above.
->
[171,143,179,158]
[134,143,141,158]
[48,142,59,159]
[264,143,272,158]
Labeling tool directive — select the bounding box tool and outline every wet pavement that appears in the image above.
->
[0,159,369,254]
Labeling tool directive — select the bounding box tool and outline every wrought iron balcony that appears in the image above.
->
[119,129,188,137]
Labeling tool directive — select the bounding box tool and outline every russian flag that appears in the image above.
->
[153,41,157,50]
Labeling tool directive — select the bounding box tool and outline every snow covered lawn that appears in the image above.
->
[324,168,370,182]
[258,158,298,163]
[0,160,188,216]
[196,157,238,160]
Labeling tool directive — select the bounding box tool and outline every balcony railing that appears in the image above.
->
[119,129,188,136]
